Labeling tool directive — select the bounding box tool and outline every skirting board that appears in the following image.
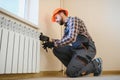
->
[102,71,120,75]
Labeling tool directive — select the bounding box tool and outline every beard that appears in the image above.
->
[58,18,64,25]
[59,21,64,25]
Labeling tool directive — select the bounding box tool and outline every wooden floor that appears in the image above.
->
[0,71,120,80]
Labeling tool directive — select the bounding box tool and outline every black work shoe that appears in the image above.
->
[93,58,102,76]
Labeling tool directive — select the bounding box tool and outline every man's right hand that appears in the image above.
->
[42,41,54,49]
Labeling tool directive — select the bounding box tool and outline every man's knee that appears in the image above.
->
[66,67,87,77]
[66,61,83,77]
[66,68,79,77]
[66,54,89,77]
[66,68,86,77]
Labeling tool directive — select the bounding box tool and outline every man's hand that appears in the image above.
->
[39,33,49,42]
[42,41,54,49]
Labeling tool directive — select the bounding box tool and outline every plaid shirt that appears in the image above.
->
[54,16,92,47]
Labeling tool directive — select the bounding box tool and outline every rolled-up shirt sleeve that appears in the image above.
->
[54,17,79,47]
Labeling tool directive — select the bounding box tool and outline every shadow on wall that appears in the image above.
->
[44,14,52,35]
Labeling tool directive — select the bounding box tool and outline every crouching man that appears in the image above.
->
[42,8,102,77]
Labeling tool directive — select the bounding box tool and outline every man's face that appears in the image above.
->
[55,14,64,25]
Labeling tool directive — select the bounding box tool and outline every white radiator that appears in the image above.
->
[0,12,40,74]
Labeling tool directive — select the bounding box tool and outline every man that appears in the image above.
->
[42,8,102,77]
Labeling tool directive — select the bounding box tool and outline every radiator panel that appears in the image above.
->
[23,36,29,73]
[0,29,9,74]
[12,33,20,73]
[17,34,24,73]
[28,38,33,73]
[5,31,14,73]
[36,40,40,72]
[32,39,37,72]
[0,29,2,54]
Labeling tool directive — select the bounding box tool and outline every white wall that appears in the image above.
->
[64,0,120,71]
